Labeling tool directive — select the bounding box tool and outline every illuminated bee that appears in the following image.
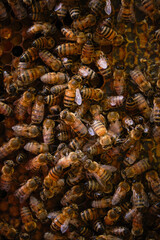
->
[50,204,79,232]
[76,32,88,45]
[78,65,99,86]
[44,232,65,240]
[69,5,80,19]
[12,124,40,138]
[57,151,78,168]
[43,165,64,189]
[15,176,41,203]
[32,36,55,50]
[20,206,37,232]
[81,39,94,65]
[61,57,73,70]
[61,27,77,41]
[152,95,160,126]
[113,65,127,96]
[86,141,104,155]
[130,67,153,96]
[0,102,13,116]
[132,182,149,209]
[31,95,45,124]
[146,170,160,197]
[72,14,96,30]
[25,153,52,172]
[39,50,62,71]
[0,222,17,240]
[50,83,68,95]
[117,0,136,23]
[42,178,65,199]
[0,2,8,21]
[0,137,23,160]
[124,141,141,166]
[44,95,61,106]
[3,71,18,95]
[43,119,55,144]
[69,136,86,150]
[60,110,88,137]
[104,207,122,225]
[107,111,123,137]
[20,47,38,63]
[122,158,151,178]
[7,0,27,20]
[30,196,47,222]
[112,181,130,205]
[91,120,107,137]
[61,185,84,206]
[24,141,49,155]
[55,43,82,56]
[57,131,74,141]
[0,160,15,192]
[101,96,125,111]
[95,51,112,82]
[54,2,68,21]
[17,65,48,87]
[27,22,56,36]
[89,0,106,16]
[131,211,143,236]
[29,0,47,21]
[41,72,69,85]
[93,220,105,234]
[80,208,105,222]
[81,88,104,101]
[85,179,103,192]
[66,162,84,186]
[108,226,130,238]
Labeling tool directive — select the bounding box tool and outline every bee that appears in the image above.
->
[61,27,77,41]
[80,208,105,222]
[108,226,130,238]
[20,206,37,232]
[44,95,61,106]
[44,232,65,240]
[136,0,156,21]
[0,101,13,116]
[86,141,104,155]
[43,165,64,189]
[55,43,82,56]
[89,0,106,16]
[0,2,8,21]
[20,47,38,63]
[72,14,96,30]
[152,95,160,126]
[12,124,40,138]
[113,65,127,96]
[30,196,47,222]
[29,0,47,21]
[132,182,149,209]
[124,141,141,166]
[93,220,105,234]
[122,158,151,178]
[69,136,86,150]
[50,204,79,233]
[78,66,99,87]
[0,221,17,240]
[60,110,88,137]
[85,179,103,192]
[117,0,136,23]
[57,131,75,141]
[146,170,160,197]
[15,176,41,203]
[112,181,130,205]
[31,95,45,124]
[25,153,52,172]
[57,152,78,168]
[54,2,68,21]
[104,207,122,225]
[131,211,143,236]
[19,232,30,240]
[32,36,55,49]
[61,185,84,206]
[39,50,62,72]
[0,160,15,192]
[0,137,23,160]
[81,39,95,65]
[3,71,18,95]
[95,51,112,82]
[24,141,49,156]
[17,65,48,87]
[66,162,85,186]
[107,111,123,137]
[61,57,73,70]
[148,201,160,216]
[49,105,61,116]
[42,179,65,199]
[43,119,55,144]
[50,83,68,95]
[91,120,107,137]
[81,88,104,101]
[41,72,69,85]
[16,151,27,164]
[7,0,27,20]
[69,5,80,19]
[101,96,125,111]
[64,75,82,108]
[27,22,56,36]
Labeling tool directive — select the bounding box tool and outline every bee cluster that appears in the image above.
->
[0,0,160,239]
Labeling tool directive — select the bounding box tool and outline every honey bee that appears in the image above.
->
[78,66,99,87]
[55,43,82,56]
[7,0,27,20]
[136,0,156,21]
[54,2,68,21]
[61,57,73,70]
[72,14,96,30]
[23,0,32,5]
[3,71,18,95]
[44,232,65,240]
[42,178,65,199]
[39,50,62,72]
[0,2,8,21]
[27,22,56,36]
[24,141,49,155]
[117,0,136,23]
[124,141,141,166]
[80,208,105,222]
[50,204,79,233]
[16,151,27,164]
[20,206,37,232]
[61,185,84,206]
[76,32,88,45]
[30,196,48,222]
[29,0,47,21]
[57,152,78,168]
[61,27,77,41]
[113,65,127,96]
[60,110,88,137]
[89,0,106,16]
[85,140,104,156]
[0,137,24,159]
[17,65,48,87]
[0,160,15,192]
[112,181,130,205]
[32,36,55,49]
[15,176,41,203]
[41,72,69,85]
[81,39,95,65]
[69,136,86,150]
[43,165,64,189]
[91,120,107,137]
[0,101,13,116]
[25,153,52,172]
[69,5,80,19]
[44,94,61,106]
[31,95,44,124]
[79,225,92,238]
[50,83,68,96]
[93,220,105,234]
[20,47,38,63]
[49,105,61,116]
[85,179,103,192]
[152,95,160,126]
[0,221,17,240]
[146,170,160,197]
[132,182,149,209]
[108,226,130,238]
[91,197,112,208]
[43,119,55,144]
[131,211,143,236]
[81,88,104,101]
[66,162,85,186]
[101,96,125,112]
[12,124,40,138]
[104,207,122,225]
[95,51,112,82]
[57,131,75,141]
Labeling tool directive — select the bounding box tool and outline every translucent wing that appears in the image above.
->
[88,126,95,136]
[97,57,108,69]
[101,164,117,172]
[105,0,112,15]
[75,88,82,105]
[48,211,60,219]
[54,3,63,11]
[79,67,88,77]
[61,218,70,233]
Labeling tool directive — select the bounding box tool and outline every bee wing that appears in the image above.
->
[143,192,149,207]
[78,68,88,78]
[61,218,70,233]
[101,165,117,172]
[88,126,95,136]
[75,88,82,105]
[97,57,108,69]
[54,3,63,11]
[105,0,112,15]
[48,211,60,219]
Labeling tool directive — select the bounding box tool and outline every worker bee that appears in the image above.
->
[93,220,105,234]
[23,0,32,5]
[80,208,105,222]
[0,2,8,21]
[60,110,88,137]
[124,141,141,165]
[50,83,68,95]
[85,179,103,192]
[54,2,68,21]
[69,136,86,150]
[81,39,95,65]
[39,50,62,72]
[0,160,15,192]
[81,88,104,101]
[0,137,24,159]
[136,0,156,21]
[61,27,77,41]
[152,95,160,126]
[117,0,136,23]
[108,226,130,238]
[32,36,55,49]
[89,0,106,16]
[86,141,104,155]
[55,43,82,56]
[25,153,52,172]
[91,120,107,137]
[0,101,13,116]
[29,0,47,21]
[146,170,160,197]
[20,206,37,232]
[112,181,130,205]
[44,94,61,106]
[72,14,96,30]
[61,57,73,70]
[3,71,18,95]
[43,165,64,189]
[78,65,99,87]
[61,185,84,206]
[24,141,49,155]
[113,65,127,96]
[31,95,44,125]
[43,119,55,144]
[79,225,92,238]
[104,207,122,225]
[132,182,149,209]
[66,162,85,186]
[101,96,125,111]
[12,124,40,138]
[131,211,143,236]
[7,0,27,20]
[50,204,79,233]
[41,72,69,85]
[27,22,56,36]
[30,196,48,222]
[20,47,38,63]
[57,152,78,168]
[16,151,27,164]
[91,197,112,209]
[17,65,48,87]
[69,5,80,19]
[90,105,106,125]
[0,221,17,240]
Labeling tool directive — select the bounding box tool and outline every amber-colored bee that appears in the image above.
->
[61,27,77,41]
[12,124,40,138]
[108,226,130,238]
[61,185,84,206]
[23,0,32,5]
[29,0,47,21]
[61,57,73,70]
[0,160,15,192]
[41,72,69,85]
[39,50,61,72]
[81,88,104,102]
[91,120,107,137]
[20,206,37,232]
[60,110,88,137]
[152,95,160,126]
[95,51,112,82]
[44,232,65,240]
[132,182,149,209]
[85,140,103,155]
[101,96,125,112]
[50,204,78,232]
[146,170,160,197]
[89,0,106,16]
[55,43,82,56]
[43,165,64,189]
[0,221,17,240]
[81,40,95,65]
[124,141,141,166]
[78,225,92,238]
[32,36,55,49]
[7,0,27,20]
[72,14,96,30]
[80,208,105,222]
[117,0,136,23]
[66,162,84,186]
[104,207,122,225]
[131,211,143,236]
[44,94,61,106]
[0,137,23,160]
[85,179,103,192]
[24,141,49,155]
[113,65,127,96]
[0,2,8,21]
[0,102,13,116]
[43,119,55,144]
[69,136,86,150]
[3,71,18,95]
[54,2,68,20]
[107,111,123,137]
[91,197,112,208]
[27,22,56,36]
[50,83,68,95]
[15,176,41,203]
[69,5,80,19]
[25,153,52,172]
[78,65,99,86]
[20,47,38,63]
[136,0,156,21]
[31,95,45,124]
[30,196,47,222]
[112,181,130,205]
[57,152,78,168]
